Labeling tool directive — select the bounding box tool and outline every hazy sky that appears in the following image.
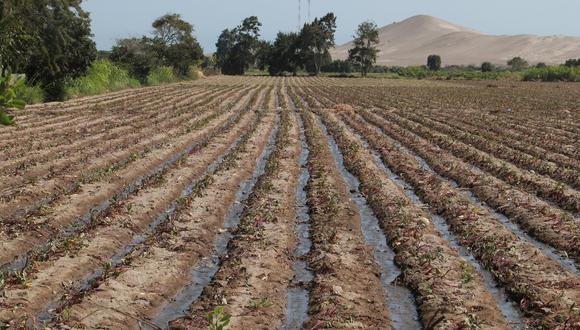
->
[83,0,580,52]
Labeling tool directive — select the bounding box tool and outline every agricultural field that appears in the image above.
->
[0,76,578,329]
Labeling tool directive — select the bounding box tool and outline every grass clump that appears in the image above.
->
[522,65,580,82]
[146,66,178,86]
[65,60,140,99]
[13,82,44,104]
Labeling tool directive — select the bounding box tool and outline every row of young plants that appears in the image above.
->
[0,86,265,281]
[0,85,258,231]
[397,110,580,189]
[298,108,393,329]
[297,83,579,214]
[332,110,580,328]
[294,84,579,259]
[422,110,580,172]
[316,82,579,146]
[0,85,232,176]
[47,89,275,329]
[175,98,297,329]
[306,107,511,329]
[355,110,579,260]
[373,109,580,213]
[0,87,270,328]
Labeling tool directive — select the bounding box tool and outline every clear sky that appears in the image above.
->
[83,0,580,52]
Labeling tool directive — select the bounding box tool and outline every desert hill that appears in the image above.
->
[331,15,580,66]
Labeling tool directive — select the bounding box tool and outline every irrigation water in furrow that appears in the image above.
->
[151,109,281,328]
[34,99,264,324]
[316,115,422,330]
[344,123,525,329]
[282,113,313,330]
[364,117,579,276]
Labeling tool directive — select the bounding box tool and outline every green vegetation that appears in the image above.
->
[65,60,140,99]
[1,0,97,101]
[348,21,380,77]
[207,306,231,330]
[522,65,580,82]
[0,74,26,125]
[146,66,179,86]
[13,81,44,104]
[216,16,263,75]
[427,55,442,71]
[507,56,529,71]
[481,62,495,72]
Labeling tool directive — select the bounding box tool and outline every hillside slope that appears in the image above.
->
[331,15,580,66]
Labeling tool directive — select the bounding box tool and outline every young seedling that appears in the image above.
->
[207,306,231,330]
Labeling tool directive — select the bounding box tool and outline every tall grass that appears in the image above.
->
[14,83,44,104]
[65,60,140,99]
[522,65,580,82]
[146,66,178,86]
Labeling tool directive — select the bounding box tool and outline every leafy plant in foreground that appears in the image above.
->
[0,74,26,125]
[207,306,231,330]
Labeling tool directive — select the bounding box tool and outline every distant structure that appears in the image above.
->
[298,0,313,29]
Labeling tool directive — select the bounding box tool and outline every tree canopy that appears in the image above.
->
[299,13,337,75]
[348,21,380,77]
[215,16,262,75]
[427,55,442,71]
[1,0,97,101]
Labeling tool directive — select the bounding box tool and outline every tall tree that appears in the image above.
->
[151,14,204,76]
[348,21,380,77]
[2,0,97,101]
[267,32,302,76]
[110,37,159,83]
[215,16,262,75]
[299,13,337,75]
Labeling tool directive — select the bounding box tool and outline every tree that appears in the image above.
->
[152,14,204,76]
[535,62,547,69]
[299,13,337,75]
[564,59,580,67]
[507,57,528,71]
[215,17,262,75]
[0,1,35,76]
[110,37,159,83]
[427,55,441,71]
[267,32,302,76]
[481,62,495,72]
[348,21,380,77]
[2,0,97,101]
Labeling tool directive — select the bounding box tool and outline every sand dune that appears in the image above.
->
[331,15,580,66]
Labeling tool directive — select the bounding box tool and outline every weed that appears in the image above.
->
[207,306,231,330]
[249,297,272,309]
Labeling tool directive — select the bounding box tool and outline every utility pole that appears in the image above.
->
[298,0,301,30]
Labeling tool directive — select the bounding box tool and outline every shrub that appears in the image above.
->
[481,62,495,72]
[146,66,178,86]
[65,60,140,99]
[427,55,442,71]
[14,83,44,104]
[507,57,529,71]
[522,65,580,82]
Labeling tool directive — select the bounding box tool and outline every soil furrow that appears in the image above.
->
[0,88,266,327]
[300,109,392,329]
[323,110,580,328]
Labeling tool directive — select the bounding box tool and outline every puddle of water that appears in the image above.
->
[151,110,281,329]
[283,113,313,330]
[316,116,422,330]
[367,119,579,276]
[349,123,525,329]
